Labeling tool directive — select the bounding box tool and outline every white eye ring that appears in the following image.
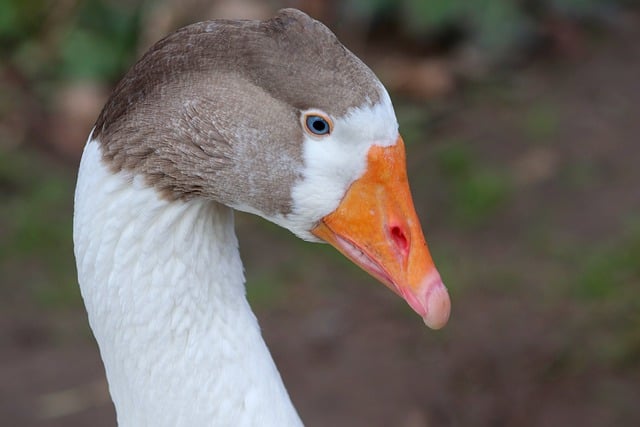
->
[301,110,333,137]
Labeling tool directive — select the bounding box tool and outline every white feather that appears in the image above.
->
[73,90,397,426]
[74,139,303,427]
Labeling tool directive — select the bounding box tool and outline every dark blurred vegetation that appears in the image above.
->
[1,0,141,81]
[1,0,637,86]
[1,1,639,426]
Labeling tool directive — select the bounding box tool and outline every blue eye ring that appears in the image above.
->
[302,111,333,137]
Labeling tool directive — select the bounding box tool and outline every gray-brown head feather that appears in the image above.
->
[94,8,383,215]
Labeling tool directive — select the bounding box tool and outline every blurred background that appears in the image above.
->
[1,0,639,426]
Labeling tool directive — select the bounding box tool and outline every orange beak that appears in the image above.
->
[311,136,450,329]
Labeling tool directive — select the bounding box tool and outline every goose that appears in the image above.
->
[73,8,450,426]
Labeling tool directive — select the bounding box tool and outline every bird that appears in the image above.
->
[73,8,450,427]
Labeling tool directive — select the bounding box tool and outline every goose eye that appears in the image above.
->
[304,114,332,136]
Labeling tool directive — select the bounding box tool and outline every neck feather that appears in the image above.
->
[73,138,303,427]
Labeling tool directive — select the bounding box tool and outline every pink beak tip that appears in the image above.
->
[421,282,451,330]
[403,272,451,330]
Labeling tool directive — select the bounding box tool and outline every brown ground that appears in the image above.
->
[1,13,639,427]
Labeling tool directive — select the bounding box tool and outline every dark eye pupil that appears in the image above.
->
[306,116,330,135]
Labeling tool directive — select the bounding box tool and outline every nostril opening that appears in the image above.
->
[390,225,409,257]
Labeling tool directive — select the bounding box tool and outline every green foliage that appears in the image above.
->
[562,160,601,190]
[436,142,471,177]
[3,0,143,83]
[58,0,143,81]
[569,221,640,366]
[575,222,640,300]
[348,0,626,60]
[401,0,466,30]
[396,103,431,146]
[523,103,560,141]
[0,0,48,48]
[471,0,531,58]
[550,0,612,17]
[404,0,530,57]
[246,273,287,308]
[435,141,511,227]
[0,147,80,309]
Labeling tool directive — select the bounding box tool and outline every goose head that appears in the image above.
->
[92,8,450,329]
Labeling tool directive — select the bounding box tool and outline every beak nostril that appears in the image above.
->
[390,225,409,258]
